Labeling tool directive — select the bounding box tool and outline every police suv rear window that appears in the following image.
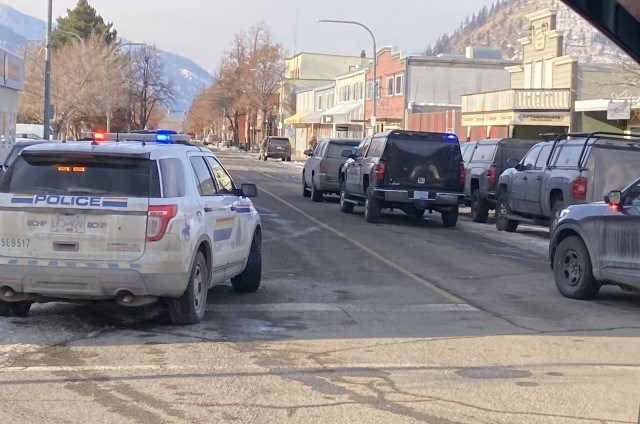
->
[0,154,159,198]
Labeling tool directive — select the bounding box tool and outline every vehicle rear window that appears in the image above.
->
[327,142,358,158]
[551,145,583,167]
[159,158,185,197]
[461,144,475,163]
[268,138,289,146]
[470,144,497,162]
[0,154,158,198]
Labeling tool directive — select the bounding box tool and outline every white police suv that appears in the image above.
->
[0,131,262,324]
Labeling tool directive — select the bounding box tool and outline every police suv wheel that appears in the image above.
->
[232,231,262,293]
[0,300,32,317]
[168,251,208,325]
[553,236,600,300]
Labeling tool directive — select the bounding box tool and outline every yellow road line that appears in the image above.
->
[258,185,467,304]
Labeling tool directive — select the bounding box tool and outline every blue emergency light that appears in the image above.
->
[445,133,458,142]
[156,133,172,143]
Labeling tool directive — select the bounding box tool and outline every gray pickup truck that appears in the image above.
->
[464,138,539,223]
[495,132,640,233]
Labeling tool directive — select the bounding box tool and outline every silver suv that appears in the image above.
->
[0,133,262,324]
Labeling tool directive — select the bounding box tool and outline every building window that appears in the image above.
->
[386,77,394,97]
[544,61,553,88]
[524,62,532,89]
[366,82,374,99]
[377,78,381,98]
[395,73,404,96]
[317,95,322,111]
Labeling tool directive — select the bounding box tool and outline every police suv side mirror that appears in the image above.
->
[240,183,258,198]
[303,149,313,156]
[605,190,622,206]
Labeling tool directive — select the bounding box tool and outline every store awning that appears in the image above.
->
[300,111,323,124]
[283,111,311,125]
[321,103,362,125]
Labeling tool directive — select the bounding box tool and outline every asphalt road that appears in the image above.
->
[0,148,639,424]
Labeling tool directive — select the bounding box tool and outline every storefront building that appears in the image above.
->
[321,67,366,139]
[0,48,25,149]
[461,9,576,140]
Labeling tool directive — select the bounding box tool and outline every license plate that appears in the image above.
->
[51,215,86,234]
[414,191,430,200]
[276,146,283,150]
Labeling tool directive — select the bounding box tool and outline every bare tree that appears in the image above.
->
[128,45,175,130]
[18,35,128,139]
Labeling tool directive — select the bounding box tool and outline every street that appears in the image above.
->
[1,149,639,424]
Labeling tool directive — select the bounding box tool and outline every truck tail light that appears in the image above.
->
[486,164,496,187]
[572,177,588,200]
[319,159,327,174]
[374,161,385,182]
[458,164,466,187]
[146,205,177,242]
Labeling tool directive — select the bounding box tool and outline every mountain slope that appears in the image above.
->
[428,0,623,63]
[0,3,211,114]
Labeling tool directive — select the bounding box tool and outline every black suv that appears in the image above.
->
[339,130,465,227]
[464,138,539,223]
[549,177,640,300]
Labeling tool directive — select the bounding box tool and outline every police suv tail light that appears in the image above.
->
[572,177,588,200]
[146,205,177,242]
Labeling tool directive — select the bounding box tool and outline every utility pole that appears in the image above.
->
[43,0,53,140]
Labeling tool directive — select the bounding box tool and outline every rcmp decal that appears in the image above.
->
[11,195,128,208]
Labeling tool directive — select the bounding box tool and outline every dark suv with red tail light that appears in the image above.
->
[338,130,465,227]
[464,138,540,223]
[495,132,640,234]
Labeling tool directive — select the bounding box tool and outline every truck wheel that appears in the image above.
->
[553,236,600,300]
[287,157,292,162]
[281,157,286,162]
[168,251,208,325]
[471,190,490,223]
[364,187,381,223]
[550,200,565,234]
[441,206,459,227]
[0,300,32,317]
[495,193,519,232]
[311,180,323,202]
[231,231,262,293]
[263,155,267,161]
[302,175,311,198]
[340,181,354,213]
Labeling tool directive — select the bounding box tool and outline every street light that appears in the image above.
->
[317,19,377,131]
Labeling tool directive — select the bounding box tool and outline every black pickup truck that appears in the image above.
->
[338,130,465,227]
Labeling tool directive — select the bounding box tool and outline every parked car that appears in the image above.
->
[549,177,640,300]
[302,138,360,201]
[203,134,220,146]
[0,134,262,324]
[0,139,55,178]
[464,138,539,223]
[339,130,465,226]
[259,136,292,161]
[495,132,640,233]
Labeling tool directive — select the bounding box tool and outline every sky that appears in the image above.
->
[4,0,496,74]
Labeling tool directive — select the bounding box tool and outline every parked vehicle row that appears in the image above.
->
[298,130,640,302]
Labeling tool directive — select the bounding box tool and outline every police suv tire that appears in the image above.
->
[231,231,262,293]
[302,175,311,197]
[471,190,490,223]
[495,192,519,232]
[364,187,381,223]
[441,206,459,227]
[550,200,565,234]
[340,181,354,213]
[0,300,32,317]
[553,236,600,300]
[168,251,208,325]
[311,181,323,202]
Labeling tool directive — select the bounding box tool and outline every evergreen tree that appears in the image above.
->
[52,0,117,50]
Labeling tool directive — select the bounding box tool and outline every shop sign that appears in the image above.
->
[514,112,570,126]
[607,101,631,120]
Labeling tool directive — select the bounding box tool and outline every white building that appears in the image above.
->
[0,48,25,150]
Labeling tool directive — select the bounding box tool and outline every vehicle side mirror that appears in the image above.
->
[605,190,622,206]
[303,149,313,156]
[341,149,352,158]
[506,158,519,169]
[240,183,258,198]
